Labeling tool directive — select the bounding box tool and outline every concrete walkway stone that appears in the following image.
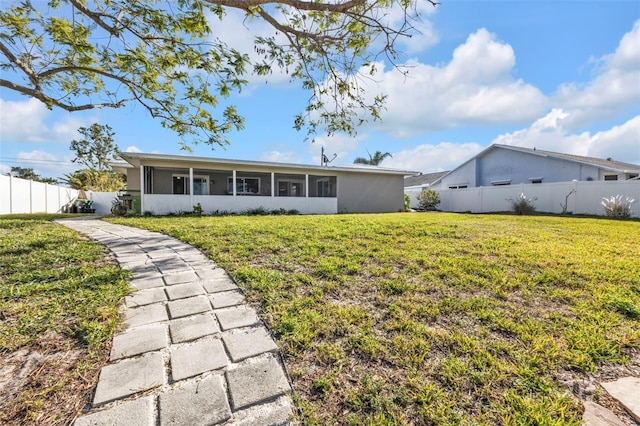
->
[93,352,165,405]
[110,323,168,360]
[56,217,294,425]
[74,396,155,426]
[170,338,228,381]
[216,306,261,330]
[582,401,626,426]
[226,356,292,410]
[223,327,278,362]
[169,313,219,343]
[601,376,640,423]
[159,375,231,426]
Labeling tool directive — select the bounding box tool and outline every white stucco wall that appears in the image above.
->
[142,194,337,215]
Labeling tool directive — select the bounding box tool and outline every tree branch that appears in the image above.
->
[0,41,41,91]
[68,0,120,37]
[0,78,128,111]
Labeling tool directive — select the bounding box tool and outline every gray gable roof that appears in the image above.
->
[493,144,640,173]
[404,171,449,187]
[430,143,640,187]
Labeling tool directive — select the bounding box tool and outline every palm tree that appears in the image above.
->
[353,150,393,166]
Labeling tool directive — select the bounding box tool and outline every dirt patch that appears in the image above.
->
[0,331,104,426]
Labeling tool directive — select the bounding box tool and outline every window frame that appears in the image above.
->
[228,176,261,194]
[172,174,209,195]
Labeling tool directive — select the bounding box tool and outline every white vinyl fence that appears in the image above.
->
[407,180,640,218]
[0,174,118,215]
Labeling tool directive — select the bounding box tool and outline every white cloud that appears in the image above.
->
[494,112,640,165]
[15,150,76,178]
[355,28,547,137]
[257,150,302,164]
[309,133,368,165]
[553,20,640,130]
[587,116,640,164]
[124,145,142,153]
[383,142,484,173]
[0,98,89,143]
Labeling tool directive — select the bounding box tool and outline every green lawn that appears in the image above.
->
[109,212,640,425]
[0,215,131,425]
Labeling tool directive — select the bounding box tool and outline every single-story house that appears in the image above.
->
[428,144,640,190]
[112,152,417,215]
[404,171,449,191]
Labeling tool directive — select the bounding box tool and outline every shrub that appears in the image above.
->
[404,193,411,210]
[507,193,537,215]
[244,206,269,215]
[416,189,440,211]
[601,195,635,219]
[193,203,203,216]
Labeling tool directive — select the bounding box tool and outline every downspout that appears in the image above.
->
[9,175,13,214]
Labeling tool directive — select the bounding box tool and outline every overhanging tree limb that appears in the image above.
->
[0,0,439,148]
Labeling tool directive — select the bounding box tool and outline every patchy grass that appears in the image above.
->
[0,214,131,425]
[108,213,640,425]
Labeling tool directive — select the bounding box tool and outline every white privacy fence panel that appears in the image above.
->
[0,175,117,215]
[429,181,640,218]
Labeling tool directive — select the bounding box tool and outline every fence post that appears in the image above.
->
[29,179,33,214]
[9,175,13,214]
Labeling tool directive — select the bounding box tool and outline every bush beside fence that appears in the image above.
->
[407,180,640,218]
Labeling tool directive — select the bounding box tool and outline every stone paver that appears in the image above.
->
[170,338,228,381]
[125,287,167,307]
[110,323,168,360]
[223,327,278,362]
[93,352,165,405]
[159,375,231,426]
[216,306,260,330]
[123,303,168,328]
[228,396,293,426]
[164,282,206,300]
[57,218,292,426]
[196,268,229,280]
[582,401,626,426]
[202,276,238,294]
[226,356,291,410]
[129,277,165,290]
[163,271,199,285]
[601,376,640,423]
[74,396,155,426]
[210,290,245,308]
[169,313,219,343]
[167,295,211,319]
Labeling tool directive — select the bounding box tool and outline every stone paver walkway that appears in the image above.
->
[56,217,293,426]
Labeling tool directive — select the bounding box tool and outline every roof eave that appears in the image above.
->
[118,152,418,176]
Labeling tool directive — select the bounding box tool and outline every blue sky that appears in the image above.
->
[1,0,639,180]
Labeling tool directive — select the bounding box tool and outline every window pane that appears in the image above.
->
[173,176,187,194]
[246,178,259,194]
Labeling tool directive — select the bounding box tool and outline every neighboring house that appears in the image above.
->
[429,144,640,190]
[112,152,417,215]
[404,171,449,191]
